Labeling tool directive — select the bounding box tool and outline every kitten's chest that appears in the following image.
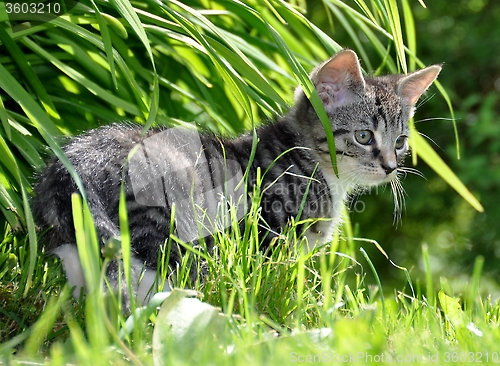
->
[254,153,351,250]
[302,169,352,250]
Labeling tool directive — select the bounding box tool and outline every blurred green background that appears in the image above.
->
[309,0,500,294]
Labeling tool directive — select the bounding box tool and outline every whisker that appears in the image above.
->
[390,178,406,226]
[398,167,426,180]
[415,93,435,109]
[417,131,444,151]
[414,117,458,124]
[390,180,398,224]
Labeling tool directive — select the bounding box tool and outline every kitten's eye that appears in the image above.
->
[395,135,407,150]
[354,130,374,145]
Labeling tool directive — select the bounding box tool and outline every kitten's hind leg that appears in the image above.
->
[53,244,86,299]
[53,243,165,308]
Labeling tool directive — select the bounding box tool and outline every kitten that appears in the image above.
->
[33,49,441,304]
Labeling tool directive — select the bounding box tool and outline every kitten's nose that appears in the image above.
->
[381,161,397,175]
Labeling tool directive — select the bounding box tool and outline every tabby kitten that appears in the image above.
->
[33,50,441,304]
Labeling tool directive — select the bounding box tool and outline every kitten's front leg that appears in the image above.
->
[302,219,338,252]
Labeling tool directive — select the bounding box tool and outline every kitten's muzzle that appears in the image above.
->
[381,161,397,175]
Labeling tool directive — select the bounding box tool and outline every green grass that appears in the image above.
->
[1,191,499,364]
[0,163,498,364]
[0,0,494,364]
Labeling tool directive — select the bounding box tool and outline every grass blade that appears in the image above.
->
[411,132,482,212]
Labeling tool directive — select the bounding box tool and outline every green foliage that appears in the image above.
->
[2,197,500,364]
[0,0,496,363]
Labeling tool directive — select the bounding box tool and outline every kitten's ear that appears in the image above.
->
[310,49,366,111]
[397,65,442,105]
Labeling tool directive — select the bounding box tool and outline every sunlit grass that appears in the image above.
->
[1,190,499,364]
[0,0,492,364]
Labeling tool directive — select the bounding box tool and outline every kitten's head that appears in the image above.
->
[293,49,441,188]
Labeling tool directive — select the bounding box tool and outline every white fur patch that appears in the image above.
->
[53,244,86,299]
[53,244,169,305]
[302,164,353,252]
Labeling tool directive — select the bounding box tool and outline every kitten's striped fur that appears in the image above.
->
[33,50,441,304]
